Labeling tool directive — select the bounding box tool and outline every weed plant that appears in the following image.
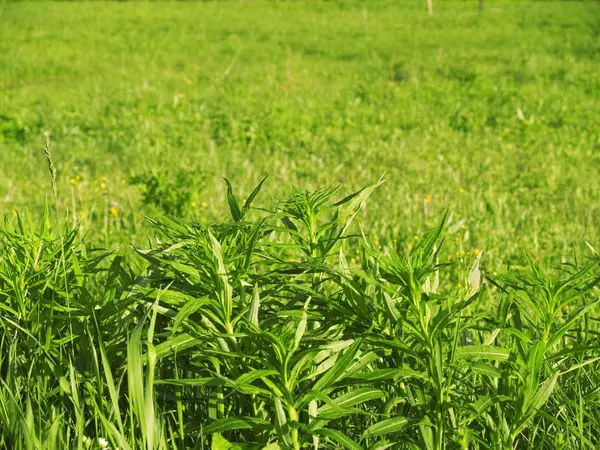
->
[0,178,598,449]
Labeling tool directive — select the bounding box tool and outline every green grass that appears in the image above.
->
[1,1,600,449]
[1,0,599,268]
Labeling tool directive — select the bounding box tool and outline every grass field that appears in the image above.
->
[2,0,599,267]
[1,1,600,449]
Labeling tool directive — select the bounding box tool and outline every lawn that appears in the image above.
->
[0,1,600,449]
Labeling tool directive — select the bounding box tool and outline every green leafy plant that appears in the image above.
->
[130,168,205,217]
[1,180,599,449]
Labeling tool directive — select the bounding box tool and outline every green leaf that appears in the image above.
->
[469,395,511,416]
[317,387,385,419]
[361,416,414,439]
[334,176,384,210]
[523,340,545,408]
[155,377,220,386]
[172,297,210,334]
[235,370,278,386]
[248,284,260,327]
[316,428,364,450]
[273,398,293,447]
[383,292,401,323]
[103,254,125,304]
[98,337,124,435]
[467,250,483,296]
[126,310,148,441]
[345,351,380,378]
[212,433,233,450]
[202,417,272,435]
[526,371,560,418]
[470,363,503,378]
[223,178,243,222]
[261,444,281,450]
[514,371,560,436]
[243,175,269,216]
[548,299,600,348]
[292,306,308,353]
[154,333,203,359]
[209,229,233,321]
[349,368,426,383]
[71,251,83,288]
[169,261,201,279]
[415,208,449,259]
[313,340,362,391]
[455,345,510,361]
[368,443,397,450]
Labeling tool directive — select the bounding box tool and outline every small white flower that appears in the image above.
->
[98,437,109,448]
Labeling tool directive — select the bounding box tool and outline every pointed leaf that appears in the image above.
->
[316,428,364,450]
[202,417,272,435]
[362,416,414,439]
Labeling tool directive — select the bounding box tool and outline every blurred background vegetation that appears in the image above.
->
[1,0,599,271]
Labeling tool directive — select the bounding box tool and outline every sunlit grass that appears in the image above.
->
[0,1,599,448]
[1,0,599,267]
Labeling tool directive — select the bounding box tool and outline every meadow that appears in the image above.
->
[0,0,599,448]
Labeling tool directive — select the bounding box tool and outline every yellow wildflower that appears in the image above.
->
[425,194,432,204]
[458,188,465,194]
[473,249,481,256]
[110,207,118,216]
[201,201,208,208]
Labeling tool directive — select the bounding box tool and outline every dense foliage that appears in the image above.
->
[1,180,599,449]
[1,1,599,448]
